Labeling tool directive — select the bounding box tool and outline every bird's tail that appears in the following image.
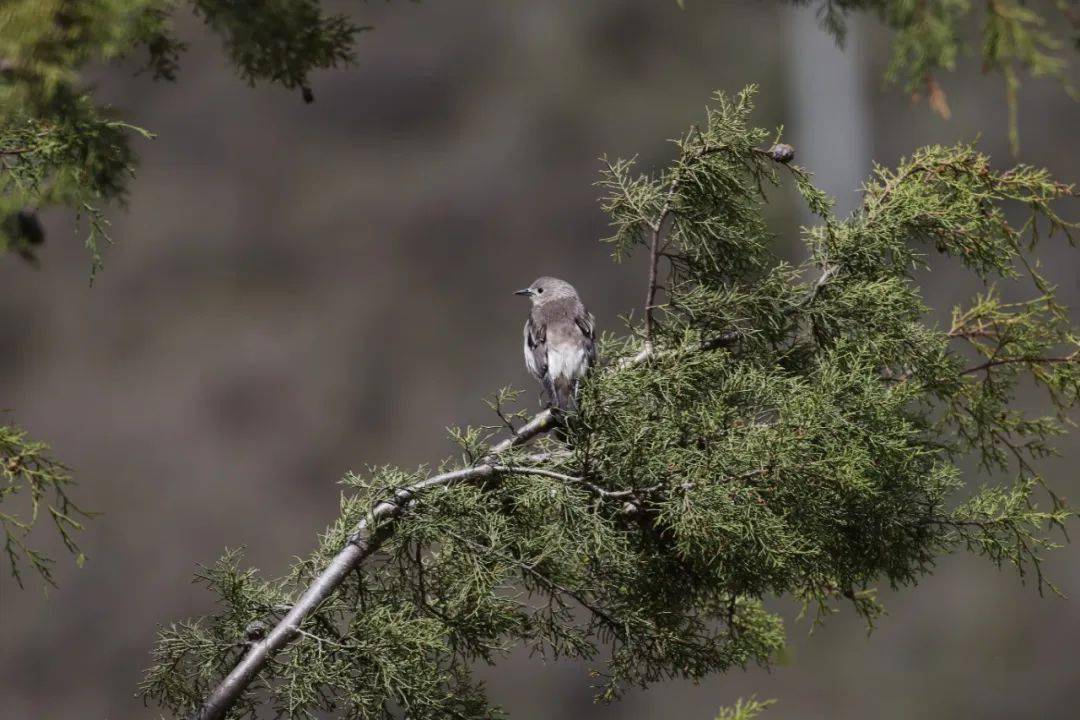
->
[551,377,578,413]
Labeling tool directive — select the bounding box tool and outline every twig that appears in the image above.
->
[960,354,1077,376]
[620,329,741,368]
[948,328,999,340]
[523,450,570,464]
[511,555,626,640]
[800,263,837,308]
[293,627,351,651]
[644,184,678,353]
[641,141,795,352]
[492,465,643,503]
[492,466,583,485]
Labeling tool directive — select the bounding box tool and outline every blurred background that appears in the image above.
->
[1,1,1078,718]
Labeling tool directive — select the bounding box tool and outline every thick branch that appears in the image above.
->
[191,329,752,719]
[189,412,556,720]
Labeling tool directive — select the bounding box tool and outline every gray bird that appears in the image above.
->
[515,277,597,412]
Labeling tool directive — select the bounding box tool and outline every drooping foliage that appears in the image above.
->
[0,0,364,271]
[144,88,1078,719]
[780,0,1078,152]
[0,0,367,587]
[1,1,1075,269]
[0,423,89,586]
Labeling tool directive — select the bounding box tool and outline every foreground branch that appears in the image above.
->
[192,202,824,718]
[158,94,1080,719]
[189,411,556,720]
[192,315,762,719]
[644,185,677,352]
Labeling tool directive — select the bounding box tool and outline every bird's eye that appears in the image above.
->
[537,287,544,294]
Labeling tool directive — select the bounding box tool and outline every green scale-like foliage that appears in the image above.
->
[144,88,1079,719]
[1,423,90,586]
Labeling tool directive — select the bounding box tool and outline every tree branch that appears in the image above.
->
[188,413,559,720]
[190,329,750,720]
[192,138,808,719]
[641,142,795,353]
[644,185,678,353]
[960,354,1077,376]
[493,465,644,502]
[800,263,837,308]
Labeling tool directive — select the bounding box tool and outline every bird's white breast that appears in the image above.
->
[547,344,588,382]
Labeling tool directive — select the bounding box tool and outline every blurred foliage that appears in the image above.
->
[0,0,366,588]
[1,1,1074,270]
[144,88,1079,719]
[0,0,365,273]
[0,422,89,587]
[0,0,161,275]
[188,0,365,99]
[715,697,775,720]
[779,0,1078,153]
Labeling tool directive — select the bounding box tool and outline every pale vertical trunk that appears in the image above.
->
[784,6,872,219]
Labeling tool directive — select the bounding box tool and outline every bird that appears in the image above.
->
[515,277,597,413]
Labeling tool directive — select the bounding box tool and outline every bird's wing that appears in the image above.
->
[524,316,555,407]
[523,316,548,379]
[575,310,598,367]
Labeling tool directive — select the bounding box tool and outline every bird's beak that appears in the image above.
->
[514,288,533,297]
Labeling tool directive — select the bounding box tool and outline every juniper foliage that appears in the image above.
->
[0,423,90,587]
[1,2,1073,267]
[779,0,1078,153]
[715,697,774,720]
[0,0,367,585]
[144,88,1079,719]
[0,0,364,271]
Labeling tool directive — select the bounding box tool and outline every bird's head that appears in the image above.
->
[514,277,578,306]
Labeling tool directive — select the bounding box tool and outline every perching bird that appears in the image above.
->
[515,277,597,412]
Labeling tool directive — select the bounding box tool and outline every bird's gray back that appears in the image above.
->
[532,296,586,337]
